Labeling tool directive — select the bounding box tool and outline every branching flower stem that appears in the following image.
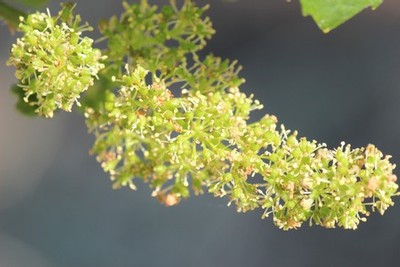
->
[5,0,399,230]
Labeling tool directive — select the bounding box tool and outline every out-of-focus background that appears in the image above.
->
[1,0,400,266]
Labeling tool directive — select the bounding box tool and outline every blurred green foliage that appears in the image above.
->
[300,0,383,32]
[11,0,50,8]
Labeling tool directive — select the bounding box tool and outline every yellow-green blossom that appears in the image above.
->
[7,4,105,117]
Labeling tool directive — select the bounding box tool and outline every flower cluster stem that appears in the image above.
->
[0,1,26,30]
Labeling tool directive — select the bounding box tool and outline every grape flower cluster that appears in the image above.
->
[86,63,398,230]
[7,0,399,230]
[7,4,105,117]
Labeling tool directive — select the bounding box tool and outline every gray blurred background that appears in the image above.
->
[1,0,400,266]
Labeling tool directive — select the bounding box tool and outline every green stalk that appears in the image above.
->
[0,1,26,30]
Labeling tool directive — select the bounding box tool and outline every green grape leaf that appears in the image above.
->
[300,0,383,33]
